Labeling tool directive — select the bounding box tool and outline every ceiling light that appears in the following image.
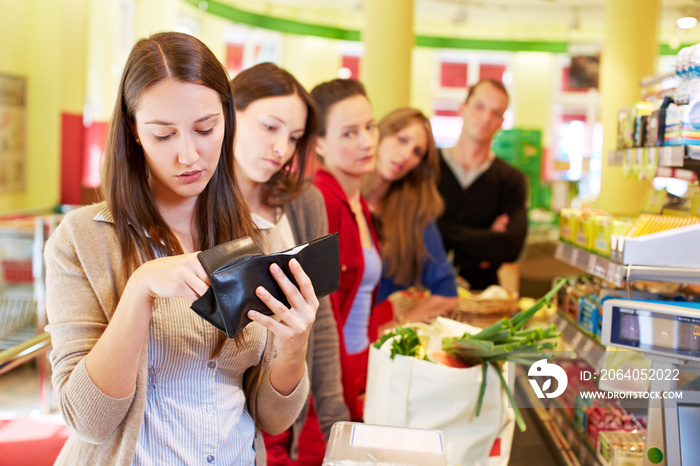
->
[677,16,697,29]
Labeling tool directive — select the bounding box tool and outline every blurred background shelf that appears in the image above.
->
[555,241,700,288]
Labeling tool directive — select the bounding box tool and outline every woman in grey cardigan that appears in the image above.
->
[231,63,349,464]
[45,32,316,465]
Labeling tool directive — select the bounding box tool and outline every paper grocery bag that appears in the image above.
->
[364,320,515,466]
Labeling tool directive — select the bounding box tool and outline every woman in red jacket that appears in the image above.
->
[310,79,381,422]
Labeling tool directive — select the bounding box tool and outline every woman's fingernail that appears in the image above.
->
[271,263,280,273]
[289,258,299,268]
[256,286,267,296]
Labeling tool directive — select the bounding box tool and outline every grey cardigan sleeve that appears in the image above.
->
[288,187,350,438]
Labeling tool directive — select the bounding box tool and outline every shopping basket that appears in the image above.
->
[388,286,519,329]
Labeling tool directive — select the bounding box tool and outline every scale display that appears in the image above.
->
[602,300,700,360]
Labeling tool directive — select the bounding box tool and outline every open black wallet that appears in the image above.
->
[191,233,340,338]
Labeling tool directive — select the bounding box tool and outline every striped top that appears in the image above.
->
[132,297,266,465]
[129,227,268,465]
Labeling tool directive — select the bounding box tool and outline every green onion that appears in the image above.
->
[475,362,488,417]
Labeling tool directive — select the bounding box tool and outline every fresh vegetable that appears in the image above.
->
[442,278,567,432]
[428,350,472,368]
[373,325,422,360]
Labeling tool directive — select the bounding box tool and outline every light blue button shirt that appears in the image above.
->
[131,297,266,465]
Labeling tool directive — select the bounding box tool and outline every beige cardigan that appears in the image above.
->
[45,202,309,465]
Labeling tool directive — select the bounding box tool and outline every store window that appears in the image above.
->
[552,111,602,199]
[226,43,244,75]
[341,55,360,80]
[479,63,506,82]
[440,62,468,88]
[433,53,511,148]
[555,114,588,180]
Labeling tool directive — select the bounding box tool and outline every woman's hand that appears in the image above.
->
[248,258,318,395]
[85,252,210,399]
[130,253,211,303]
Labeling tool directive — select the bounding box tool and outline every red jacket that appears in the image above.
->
[313,169,381,420]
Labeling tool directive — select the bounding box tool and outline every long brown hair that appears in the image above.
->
[310,78,368,137]
[102,31,256,275]
[231,62,318,207]
[364,107,443,287]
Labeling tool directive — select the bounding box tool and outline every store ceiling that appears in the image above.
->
[219,0,700,46]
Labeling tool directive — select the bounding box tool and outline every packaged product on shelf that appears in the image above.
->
[689,188,700,217]
[621,145,635,179]
[577,292,600,335]
[640,187,668,215]
[572,276,601,323]
[585,404,644,451]
[564,283,584,322]
[681,100,700,145]
[573,394,602,432]
[573,210,596,250]
[591,214,612,256]
[592,215,635,257]
[663,102,683,145]
[625,213,700,237]
[559,208,576,243]
[645,96,674,148]
[631,102,654,148]
[557,359,599,420]
[597,430,646,466]
[617,107,630,149]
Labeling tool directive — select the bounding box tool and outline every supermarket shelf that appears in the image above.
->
[550,312,606,370]
[555,242,700,287]
[515,365,601,466]
[554,242,626,287]
[608,145,700,177]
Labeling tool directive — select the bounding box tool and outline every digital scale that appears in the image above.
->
[602,299,700,466]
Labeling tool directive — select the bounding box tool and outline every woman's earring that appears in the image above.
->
[135,138,141,145]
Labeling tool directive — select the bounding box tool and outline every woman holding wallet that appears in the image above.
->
[230,63,349,465]
[362,107,458,332]
[44,32,317,465]
[310,78,382,422]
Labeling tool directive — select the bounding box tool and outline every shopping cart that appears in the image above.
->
[0,219,36,282]
[0,288,37,342]
[0,222,38,343]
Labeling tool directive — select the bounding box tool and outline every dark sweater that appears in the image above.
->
[437,151,528,290]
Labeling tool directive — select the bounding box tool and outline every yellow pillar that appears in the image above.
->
[597,0,660,215]
[26,0,64,209]
[410,47,435,117]
[512,52,555,142]
[362,0,413,120]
